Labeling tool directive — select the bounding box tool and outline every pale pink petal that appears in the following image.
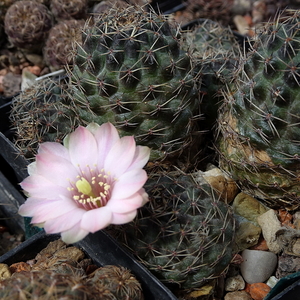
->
[126,145,150,172]
[60,223,89,244]
[35,153,78,186]
[21,175,70,198]
[43,208,86,233]
[106,193,145,214]
[68,126,98,171]
[19,197,77,223]
[95,123,120,167]
[80,207,112,233]
[110,169,147,199]
[38,142,70,160]
[111,210,137,225]
[104,136,136,177]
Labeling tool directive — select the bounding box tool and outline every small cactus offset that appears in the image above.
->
[217,10,300,209]
[87,265,144,300]
[4,0,53,51]
[44,19,85,71]
[109,171,235,290]
[68,5,202,163]
[50,0,88,21]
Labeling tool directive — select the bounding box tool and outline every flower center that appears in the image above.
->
[68,168,114,210]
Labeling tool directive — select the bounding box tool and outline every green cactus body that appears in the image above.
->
[109,172,235,290]
[218,11,300,209]
[10,77,77,159]
[4,0,53,51]
[69,6,201,162]
[182,20,241,130]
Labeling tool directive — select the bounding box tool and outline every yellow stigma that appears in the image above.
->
[75,177,94,197]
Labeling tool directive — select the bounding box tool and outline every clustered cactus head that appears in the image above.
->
[4,0,53,51]
[69,5,201,163]
[44,19,85,71]
[110,171,236,290]
[217,10,300,209]
[50,0,88,21]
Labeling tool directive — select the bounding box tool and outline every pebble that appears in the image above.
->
[0,264,11,280]
[224,290,253,300]
[225,274,245,291]
[257,209,282,253]
[232,193,268,225]
[266,276,279,289]
[249,282,271,300]
[240,249,277,284]
[235,219,262,251]
[276,253,300,278]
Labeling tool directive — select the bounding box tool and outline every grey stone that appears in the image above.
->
[240,249,278,284]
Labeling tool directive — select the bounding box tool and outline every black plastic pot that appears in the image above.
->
[0,229,178,300]
[264,272,300,300]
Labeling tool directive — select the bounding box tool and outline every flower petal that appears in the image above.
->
[60,223,89,244]
[68,126,98,171]
[38,142,70,160]
[104,136,136,177]
[35,152,78,186]
[19,197,78,224]
[43,208,86,233]
[111,210,137,225]
[106,192,145,214]
[94,123,120,167]
[127,145,150,172]
[80,207,112,233]
[110,169,147,199]
[21,174,70,199]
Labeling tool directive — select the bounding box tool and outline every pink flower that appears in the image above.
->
[19,122,150,244]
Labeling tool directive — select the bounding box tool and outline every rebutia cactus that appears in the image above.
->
[50,0,88,21]
[217,10,300,210]
[68,6,201,162]
[44,19,85,71]
[4,0,53,51]
[10,77,77,159]
[182,20,241,130]
[87,265,144,300]
[109,171,235,290]
[0,270,92,299]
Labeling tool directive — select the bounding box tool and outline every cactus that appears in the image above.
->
[10,77,77,159]
[182,20,241,130]
[67,6,201,163]
[0,270,92,299]
[87,265,144,300]
[109,171,236,290]
[4,0,53,51]
[50,0,88,21]
[44,19,85,71]
[0,238,144,299]
[217,10,300,210]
